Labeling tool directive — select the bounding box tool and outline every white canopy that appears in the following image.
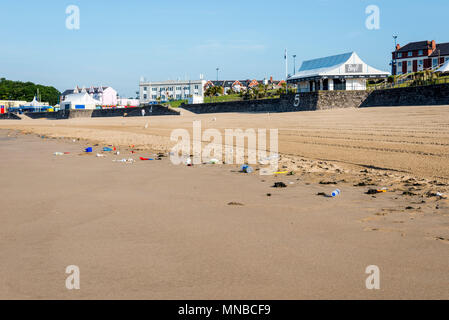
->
[436,60,449,73]
[63,92,101,105]
[288,52,390,82]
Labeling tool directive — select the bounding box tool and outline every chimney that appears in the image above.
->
[432,40,436,50]
[396,44,401,51]
[270,76,273,83]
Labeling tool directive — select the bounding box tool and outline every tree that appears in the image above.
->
[0,78,60,105]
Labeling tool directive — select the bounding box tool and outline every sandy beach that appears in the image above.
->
[0,106,448,299]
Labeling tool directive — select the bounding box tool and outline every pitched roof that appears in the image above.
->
[395,41,433,53]
[62,86,109,96]
[430,42,449,57]
[289,52,389,81]
[299,52,353,72]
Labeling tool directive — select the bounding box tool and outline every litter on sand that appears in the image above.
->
[103,147,114,152]
[209,159,220,164]
[240,165,253,173]
[96,153,106,157]
[85,147,93,153]
[113,158,135,163]
[272,182,287,188]
[331,189,341,197]
[366,188,387,195]
[54,152,64,156]
[140,157,154,161]
[274,171,289,175]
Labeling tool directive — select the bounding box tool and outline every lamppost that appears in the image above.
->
[392,35,398,85]
[216,68,220,82]
[293,55,297,75]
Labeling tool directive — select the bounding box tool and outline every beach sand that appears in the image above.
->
[0,106,448,299]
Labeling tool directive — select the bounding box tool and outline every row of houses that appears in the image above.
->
[203,78,286,93]
[59,86,139,110]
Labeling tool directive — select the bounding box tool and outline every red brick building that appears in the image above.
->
[392,40,449,75]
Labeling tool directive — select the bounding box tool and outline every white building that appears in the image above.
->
[288,52,389,92]
[139,79,206,104]
[61,86,118,106]
[60,92,101,110]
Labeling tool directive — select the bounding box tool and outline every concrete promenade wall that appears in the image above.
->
[182,91,370,114]
[360,84,449,107]
[23,105,180,120]
[0,113,21,120]
[182,83,449,114]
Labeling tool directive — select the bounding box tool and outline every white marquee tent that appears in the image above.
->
[288,52,390,92]
[60,92,101,110]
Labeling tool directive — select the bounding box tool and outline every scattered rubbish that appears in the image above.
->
[405,206,415,210]
[320,181,337,185]
[274,171,289,175]
[96,153,106,157]
[266,193,272,197]
[64,152,70,155]
[113,158,135,163]
[240,165,253,173]
[331,189,341,197]
[140,157,154,161]
[272,182,287,188]
[54,152,64,156]
[209,159,220,164]
[228,202,244,206]
[366,189,387,195]
[115,151,120,155]
[85,147,93,153]
[287,171,296,176]
[185,158,192,166]
[103,147,113,152]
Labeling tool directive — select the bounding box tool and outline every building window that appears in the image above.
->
[408,51,413,57]
[397,52,402,58]
[143,94,147,99]
[418,50,424,56]
[433,58,438,67]
[143,87,148,91]
[152,88,157,92]
[398,62,402,67]
[152,95,157,99]
[194,85,199,89]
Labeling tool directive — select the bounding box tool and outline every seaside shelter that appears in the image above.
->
[60,92,100,110]
[288,52,389,92]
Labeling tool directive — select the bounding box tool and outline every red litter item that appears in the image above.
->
[64,152,70,154]
[140,157,154,161]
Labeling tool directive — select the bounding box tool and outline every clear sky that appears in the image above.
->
[1,0,448,97]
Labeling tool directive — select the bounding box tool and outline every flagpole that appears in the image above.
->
[285,49,288,80]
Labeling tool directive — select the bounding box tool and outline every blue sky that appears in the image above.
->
[1,0,448,97]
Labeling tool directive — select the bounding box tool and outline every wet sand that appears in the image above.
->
[0,106,448,299]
